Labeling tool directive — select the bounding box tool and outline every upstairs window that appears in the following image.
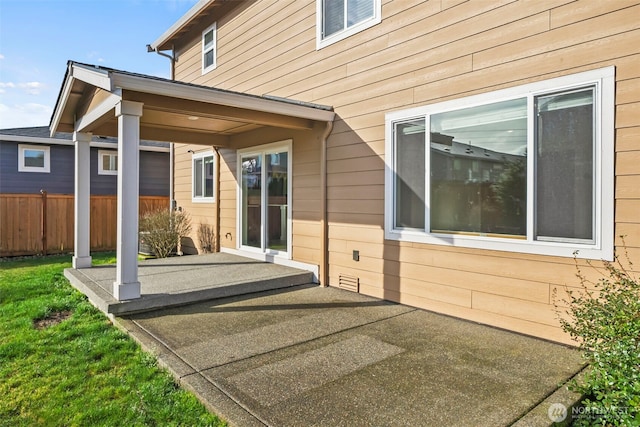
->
[202,23,217,74]
[385,67,615,260]
[98,150,118,175]
[192,151,215,202]
[317,0,381,49]
[18,144,50,173]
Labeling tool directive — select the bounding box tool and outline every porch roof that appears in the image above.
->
[49,61,334,145]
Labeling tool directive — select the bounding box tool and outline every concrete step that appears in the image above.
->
[110,271,314,315]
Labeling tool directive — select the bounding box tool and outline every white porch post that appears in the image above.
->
[72,131,92,269]
[113,100,143,300]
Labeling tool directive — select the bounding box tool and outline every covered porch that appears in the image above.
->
[50,61,334,303]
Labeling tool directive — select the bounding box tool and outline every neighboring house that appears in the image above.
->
[0,126,169,196]
[0,127,170,255]
[51,0,640,344]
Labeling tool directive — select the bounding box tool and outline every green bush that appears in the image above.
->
[556,244,640,426]
[139,208,191,258]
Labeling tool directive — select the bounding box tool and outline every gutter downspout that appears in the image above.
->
[320,120,333,287]
[214,147,221,253]
[147,44,176,210]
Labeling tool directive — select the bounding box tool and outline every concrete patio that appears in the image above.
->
[63,251,586,425]
[64,252,314,315]
[117,285,586,427]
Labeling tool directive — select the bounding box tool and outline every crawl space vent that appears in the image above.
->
[338,274,359,292]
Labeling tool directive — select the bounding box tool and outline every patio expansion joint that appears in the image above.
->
[128,317,270,426]
[509,363,589,426]
[189,307,417,427]
[125,304,417,427]
[196,307,418,373]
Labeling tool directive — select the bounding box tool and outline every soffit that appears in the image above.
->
[150,0,243,52]
[50,62,334,146]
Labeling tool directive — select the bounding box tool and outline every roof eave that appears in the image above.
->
[49,63,74,137]
[149,0,213,52]
[50,62,115,136]
[110,71,335,123]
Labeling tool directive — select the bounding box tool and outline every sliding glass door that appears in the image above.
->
[239,142,291,256]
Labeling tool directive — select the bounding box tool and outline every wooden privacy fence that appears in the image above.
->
[0,193,169,257]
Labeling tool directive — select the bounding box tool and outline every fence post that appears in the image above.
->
[40,189,47,255]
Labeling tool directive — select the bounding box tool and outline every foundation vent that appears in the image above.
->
[338,274,359,293]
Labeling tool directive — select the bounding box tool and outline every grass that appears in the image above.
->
[0,253,225,427]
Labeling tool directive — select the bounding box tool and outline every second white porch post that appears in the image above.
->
[113,100,143,300]
[72,131,92,269]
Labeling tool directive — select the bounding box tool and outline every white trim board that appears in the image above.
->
[220,247,319,283]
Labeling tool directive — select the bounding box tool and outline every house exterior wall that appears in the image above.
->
[173,124,323,263]
[0,142,73,194]
[0,140,170,196]
[169,0,640,344]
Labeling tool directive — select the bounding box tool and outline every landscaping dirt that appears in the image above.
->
[33,311,72,330]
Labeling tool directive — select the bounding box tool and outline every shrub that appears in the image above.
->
[139,209,192,258]
[197,223,216,253]
[555,243,640,426]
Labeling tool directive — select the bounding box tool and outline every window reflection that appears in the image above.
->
[430,98,528,237]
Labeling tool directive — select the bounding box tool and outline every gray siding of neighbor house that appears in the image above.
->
[140,151,170,196]
[0,141,169,196]
[0,141,74,194]
[90,149,170,196]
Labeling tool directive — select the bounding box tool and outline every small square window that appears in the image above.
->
[317,0,381,49]
[202,23,217,74]
[98,150,118,175]
[192,151,216,202]
[18,144,50,173]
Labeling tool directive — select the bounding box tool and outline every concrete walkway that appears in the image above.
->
[116,284,585,427]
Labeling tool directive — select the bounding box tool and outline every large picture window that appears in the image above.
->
[385,68,614,260]
[192,151,215,202]
[317,0,380,49]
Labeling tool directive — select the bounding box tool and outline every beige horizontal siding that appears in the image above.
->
[170,0,640,344]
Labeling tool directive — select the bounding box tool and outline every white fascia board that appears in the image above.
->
[50,71,75,136]
[1,135,73,146]
[71,63,113,91]
[149,0,212,51]
[134,145,170,153]
[75,90,122,133]
[111,72,335,123]
[0,134,169,152]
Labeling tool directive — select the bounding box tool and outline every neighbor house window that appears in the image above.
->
[192,151,215,202]
[317,0,381,49]
[18,144,50,173]
[98,150,118,175]
[202,23,217,74]
[384,67,615,260]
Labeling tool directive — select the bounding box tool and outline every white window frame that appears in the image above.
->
[18,144,50,173]
[192,151,216,203]
[316,0,381,50]
[236,140,293,258]
[202,22,217,74]
[384,67,615,261]
[98,150,118,175]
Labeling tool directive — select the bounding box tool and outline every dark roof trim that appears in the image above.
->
[1,126,170,152]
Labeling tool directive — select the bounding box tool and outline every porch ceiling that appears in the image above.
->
[50,61,334,146]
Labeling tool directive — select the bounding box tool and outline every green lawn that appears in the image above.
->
[0,253,225,427]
